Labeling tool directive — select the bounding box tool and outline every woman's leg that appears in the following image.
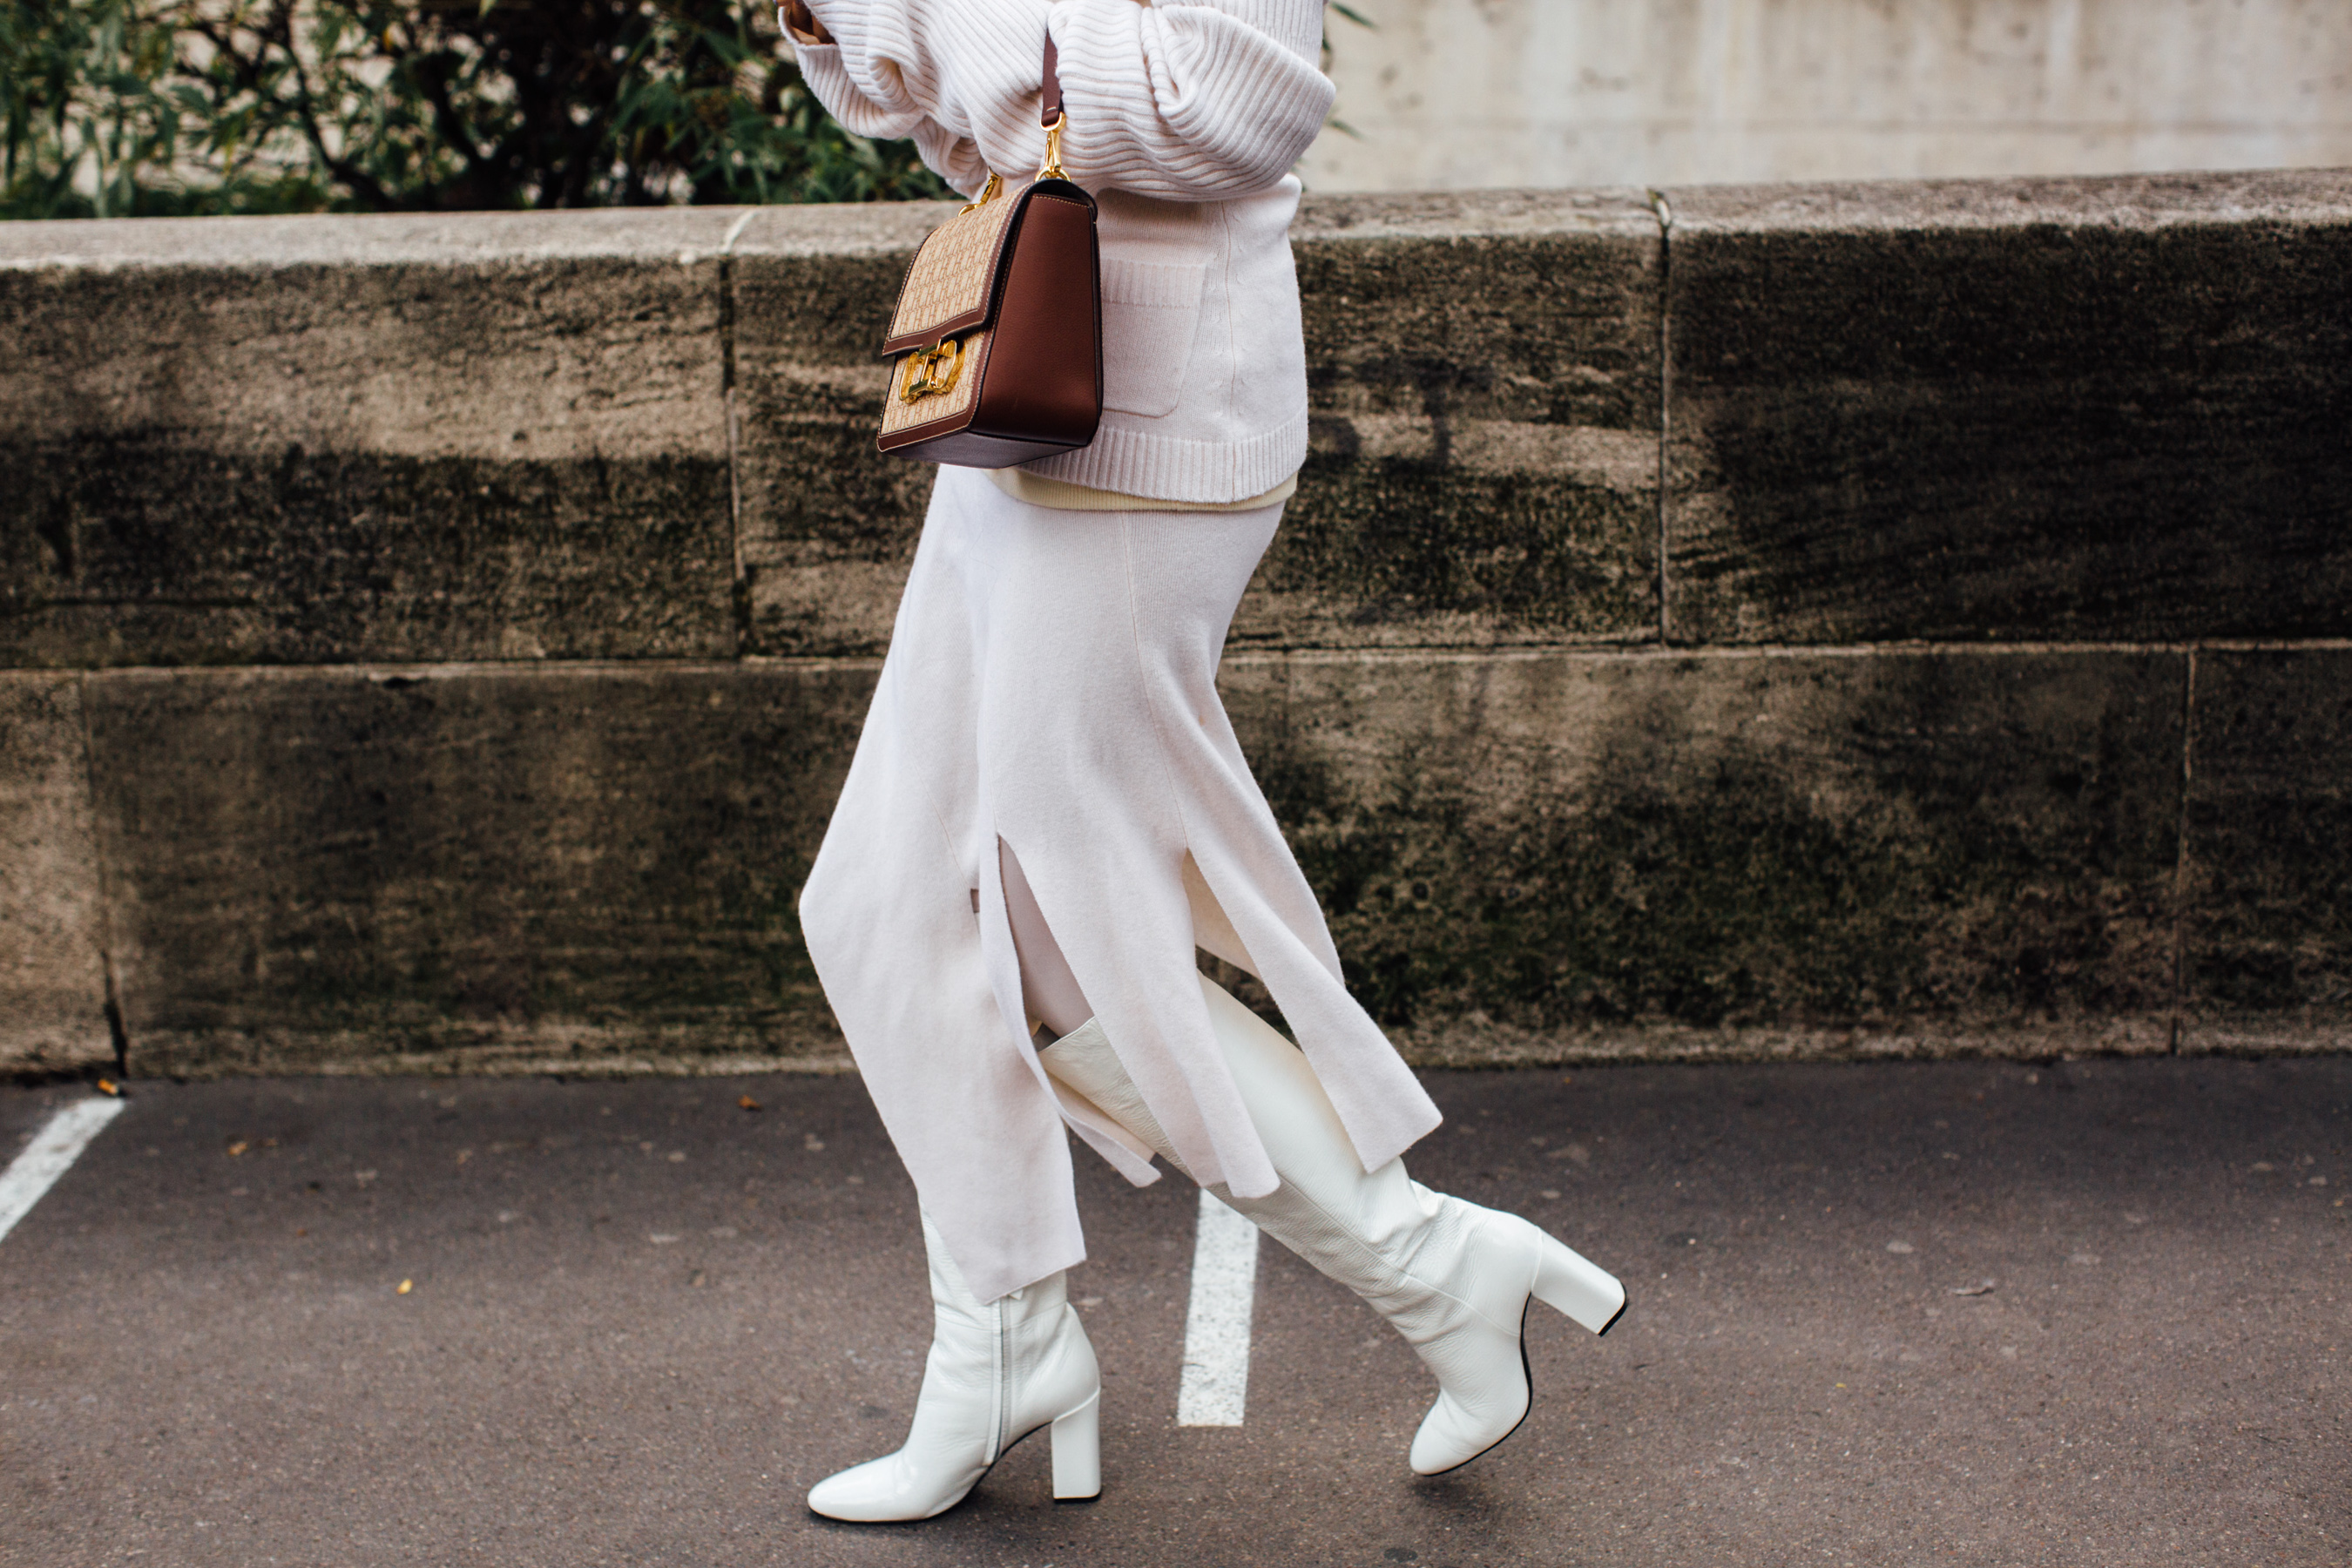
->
[943,490,1618,1476]
[804,1212,1102,1521]
[798,477,1102,1521]
[1002,840,1092,1039]
[797,476,1085,1303]
[1039,982,1625,1476]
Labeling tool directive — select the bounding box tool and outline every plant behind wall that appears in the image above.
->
[0,0,951,218]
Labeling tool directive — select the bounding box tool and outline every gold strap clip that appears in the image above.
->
[1038,110,1067,182]
[959,172,1003,214]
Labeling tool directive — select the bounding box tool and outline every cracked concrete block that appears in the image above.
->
[1664,169,2352,644]
[0,210,742,666]
[1218,646,2183,1063]
[728,190,1663,657]
[81,663,873,1076]
[2179,649,2352,1055]
[0,672,111,1071]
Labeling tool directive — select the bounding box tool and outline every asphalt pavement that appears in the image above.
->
[2,1054,2347,1567]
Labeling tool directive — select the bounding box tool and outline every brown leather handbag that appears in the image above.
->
[875,36,1101,467]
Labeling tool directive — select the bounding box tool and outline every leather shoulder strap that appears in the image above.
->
[1042,30,1064,126]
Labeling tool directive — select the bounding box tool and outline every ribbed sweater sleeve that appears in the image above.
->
[794,0,1333,200]
[794,39,993,194]
[1047,0,1333,199]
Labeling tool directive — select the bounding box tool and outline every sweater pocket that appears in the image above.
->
[1099,258,1207,419]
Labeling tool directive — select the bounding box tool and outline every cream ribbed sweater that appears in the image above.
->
[792,0,1335,503]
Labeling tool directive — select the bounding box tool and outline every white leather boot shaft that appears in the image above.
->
[804,1211,1102,1521]
[1041,977,1625,1476]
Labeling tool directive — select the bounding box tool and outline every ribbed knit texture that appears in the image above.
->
[794,0,1331,503]
[1029,402,1308,498]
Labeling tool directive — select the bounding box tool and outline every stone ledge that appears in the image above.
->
[6,176,2351,1075]
[9,175,2349,669]
[126,1028,856,1081]
[733,186,1668,657]
[1393,1016,2178,1069]
[18,643,2312,1078]
[1663,167,2352,645]
[0,206,755,270]
[0,672,111,1073]
[3,641,2343,1078]
[78,662,865,1078]
[1660,167,2352,234]
[1295,185,1664,241]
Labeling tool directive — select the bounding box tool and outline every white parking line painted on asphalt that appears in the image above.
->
[1175,1188,1259,1427]
[0,1098,127,1246]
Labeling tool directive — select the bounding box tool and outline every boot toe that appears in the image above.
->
[805,1458,875,1521]
[1407,1384,1531,1476]
[807,1454,973,1523]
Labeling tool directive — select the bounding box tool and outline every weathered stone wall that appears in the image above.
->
[3,170,2346,1078]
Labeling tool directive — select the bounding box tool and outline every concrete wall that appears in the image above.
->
[1304,0,2352,192]
[2,169,2347,1078]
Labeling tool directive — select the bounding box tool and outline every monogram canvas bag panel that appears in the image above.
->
[882,192,1022,354]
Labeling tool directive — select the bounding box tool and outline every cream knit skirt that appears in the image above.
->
[798,465,1441,1301]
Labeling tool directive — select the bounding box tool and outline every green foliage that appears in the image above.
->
[0,0,952,219]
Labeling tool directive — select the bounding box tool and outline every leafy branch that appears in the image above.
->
[1,0,951,218]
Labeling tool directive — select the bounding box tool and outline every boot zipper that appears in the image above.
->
[994,1299,1013,1460]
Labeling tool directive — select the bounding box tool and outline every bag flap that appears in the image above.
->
[881,186,1027,355]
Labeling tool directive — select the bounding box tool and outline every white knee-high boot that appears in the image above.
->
[1040,977,1625,1476]
[806,1210,1102,1521]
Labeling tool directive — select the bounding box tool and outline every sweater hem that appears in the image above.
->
[1020,404,1310,504]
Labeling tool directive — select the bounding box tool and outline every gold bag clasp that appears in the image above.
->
[899,338,963,402]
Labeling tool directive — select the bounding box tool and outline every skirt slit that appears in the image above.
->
[797,466,1440,1301]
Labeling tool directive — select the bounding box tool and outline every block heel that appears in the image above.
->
[1529,1228,1627,1335]
[1050,1390,1101,1501]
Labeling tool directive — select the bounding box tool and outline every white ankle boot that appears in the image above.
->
[1040,977,1625,1476]
[805,1211,1102,1521]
